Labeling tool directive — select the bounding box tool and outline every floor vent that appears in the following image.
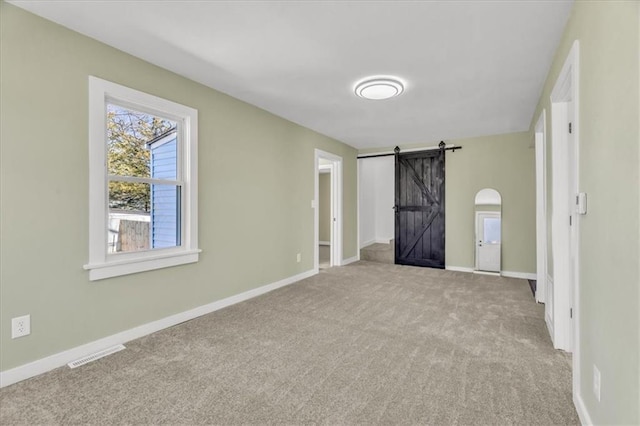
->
[67,344,125,369]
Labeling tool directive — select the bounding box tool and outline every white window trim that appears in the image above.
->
[84,76,199,281]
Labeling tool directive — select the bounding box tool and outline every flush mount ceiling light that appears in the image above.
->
[354,76,405,100]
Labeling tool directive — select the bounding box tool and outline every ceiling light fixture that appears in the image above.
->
[354,76,405,100]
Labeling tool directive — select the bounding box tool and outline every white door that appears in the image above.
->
[476,212,501,272]
[550,100,577,352]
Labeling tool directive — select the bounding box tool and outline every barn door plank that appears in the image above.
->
[394,148,445,268]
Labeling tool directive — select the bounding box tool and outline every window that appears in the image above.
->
[483,217,501,244]
[85,77,199,280]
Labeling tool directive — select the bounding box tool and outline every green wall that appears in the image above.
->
[0,3,357,371]
[319,173,331,242]
[530,1,640,424]
[359,131,536,274]
[446,132,535,273]
[475,205,501,213]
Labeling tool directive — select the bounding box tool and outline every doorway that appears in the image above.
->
[314,149,343,271]
[318,162,332,268]
[474,188,502,274]
[475,212,501,272]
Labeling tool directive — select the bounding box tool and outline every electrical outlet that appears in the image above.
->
[296,253,301,263]
[593,364,601,402]
[11,315,31,339]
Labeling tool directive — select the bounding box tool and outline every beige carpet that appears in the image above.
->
[0,262,578,425]
[360,242,394,264]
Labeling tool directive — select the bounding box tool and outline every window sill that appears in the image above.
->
[84,249,201,281]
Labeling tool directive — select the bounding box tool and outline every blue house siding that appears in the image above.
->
[150,137,179,248]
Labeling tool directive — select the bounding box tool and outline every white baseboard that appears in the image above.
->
[319,241,330,246]
[375,238,392,244]
[445,267,536,281]
[0,268,317,388]
[342,256,359,265]
[574,391,593,425]
[446,265,474,273]
[359,238,392,249]
[501,271,537,280]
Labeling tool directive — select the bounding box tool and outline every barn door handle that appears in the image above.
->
[393,205,399,215]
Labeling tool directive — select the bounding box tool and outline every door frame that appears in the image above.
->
[549,40,580,394]
[318,163,333,266]
[474,211,501,272]
[314,149,343,271]
[535,109,548,304]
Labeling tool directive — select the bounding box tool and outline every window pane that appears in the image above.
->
[108,181,150,253]
[107,104,177,180]
[150,136,178,181]
[151,184,181,249]
[108,181,181,253]
[483,217,501,244]
[109,181,150,212]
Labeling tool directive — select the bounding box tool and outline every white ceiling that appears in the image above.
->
[11,0,573,150]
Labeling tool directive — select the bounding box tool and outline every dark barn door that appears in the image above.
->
[395,148,445,268]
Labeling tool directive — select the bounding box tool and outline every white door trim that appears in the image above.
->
[549,40,580,398]
[535,109,548,304]
[315,150,343,270]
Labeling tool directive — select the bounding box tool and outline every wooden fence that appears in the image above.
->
[117,220,149,252]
